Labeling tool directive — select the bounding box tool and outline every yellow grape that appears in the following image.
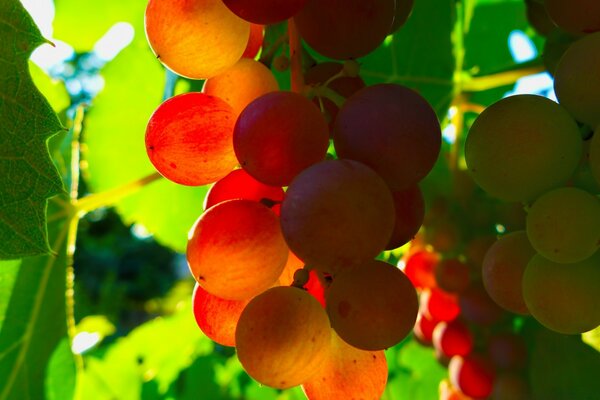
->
[526,187,600,264]
[145,0,249,79]
[302,330,387,400]
[465,94,582,202]
[523,251,600,334]
[235,286,331,389]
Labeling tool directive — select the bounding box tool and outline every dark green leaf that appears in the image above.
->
[0,0,65,259]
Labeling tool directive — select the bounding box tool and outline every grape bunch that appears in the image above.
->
[142,0,440,398]
[464,0,600,338]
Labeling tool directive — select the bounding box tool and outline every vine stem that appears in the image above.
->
[288,18,304,93]
[461,64,545,92]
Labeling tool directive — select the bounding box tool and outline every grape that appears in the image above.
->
[522,252,600,334]
[590,126,600,186]
[242,23,264,59]
[401,249,440,289]
[544,0,600,36]
[145,92,238,186]
[459,284,506,326]
[187,199,288,300]
[203,58,279,118]
[280,160,395,273]
[390,0,414,33]
[554,32,600,129]
[420,288,460,322]
[465,235,496,271]
[526,187,600,264]
[304,62,366,132]
[277,251,305,286]
[449,354,496,399]
[525,0,555,37]
[192,284,249,347]
[145,0,249,79]
[326,260,418,350]
[435,258,470,294]
[302,330,387,400]
[487,332,528,371]
[223,0,308,24]
[433,319,474,358]
[235,286,330,389]
[204,169,284,214]
[233,91,329,186]
[294,0,395,60]
[482,231,535,315]
[465,94,582,202]
[334,84,442,191]
[386,185,425,250]
[413,313,439,346]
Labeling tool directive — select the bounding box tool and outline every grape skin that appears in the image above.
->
[544,0,600,36]
[526,187,600,264]
[145,92,238,186]
[464,94,582,202]
[187,199,288,300]
[280,159,395,273]
[223,0,308,24]
[326,260,418,351]
[235,286,331,389]
[145,0,249,79]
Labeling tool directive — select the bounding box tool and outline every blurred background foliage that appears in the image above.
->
[0,0,599,399]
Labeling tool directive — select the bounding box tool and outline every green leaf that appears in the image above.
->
[84,31,208,253]
[0,196,71,400]
[530,327,600,399]
[45,337,76,400]
[0,0,65,259]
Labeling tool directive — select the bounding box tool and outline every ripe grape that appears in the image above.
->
[526,187,600,264]
[222,0,308,24]
[203,58,279,118]
[334,84,442,191]
[203,168,284,214]
[554,31,600,129]
[145,92,238,186]
[449,354,496,399]
[465,94,582,202]
[233,91,329,186]
[326,260,418,350]
[420,288,461,322]
[302,330,387,400]
[145,0,249,79]
[482,231,535,315]
[242,23,264,59]
[433,319,474,358]
[525,0,555,37]
[413,313,439,346]
[402,249,440,289]
[187,199,288,300]
[235,286,330,389]
[590,126,600,185]
[386,185,425,250]
[491,373,530,400]
[522,252,600,334]
[280,160,395,273]
[487,332,528,371]
[544,0,600,36]
[435,258,470,294]
[192,284,249,347]
[294,0,395,60]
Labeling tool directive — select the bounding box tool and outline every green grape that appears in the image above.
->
[554,32,600,129]
[526,187,600,264]
[590,126,600,186]
[464,94,582,202]
[235,286,331,389]
[523,252,600,334]
[544,0,600,36]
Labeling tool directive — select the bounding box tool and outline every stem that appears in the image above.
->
[74,172,163,214]
[287,18,304,93]
[462,65,545,92]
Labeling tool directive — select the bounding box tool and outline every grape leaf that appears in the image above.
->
[0,0,64,259]
[0,196,71,400]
